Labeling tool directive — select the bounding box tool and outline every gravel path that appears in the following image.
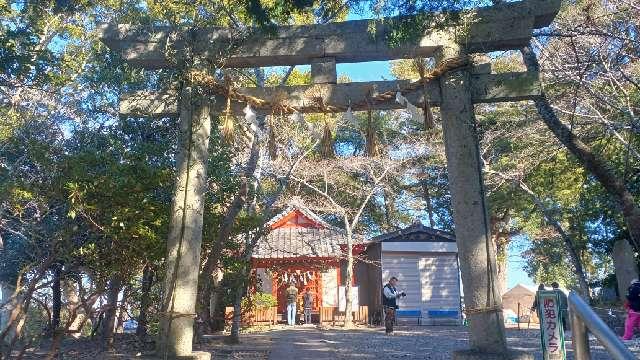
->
[198,333,271,360]
[265,325,640,360]
[269,326,336,359]
[21,326,637,359]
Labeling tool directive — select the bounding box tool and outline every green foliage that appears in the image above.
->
[523,235,578,290]
[368,0,491,47]
[243,292,277,310]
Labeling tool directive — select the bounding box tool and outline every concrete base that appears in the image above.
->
[176,351,211,360]
[453,349,534,360]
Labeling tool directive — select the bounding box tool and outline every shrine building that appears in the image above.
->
[251,203,366,323]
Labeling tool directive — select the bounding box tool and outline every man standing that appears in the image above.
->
[303,288,313,325]
[551,282,569,331]
[382,276,405,334]
[286,282,299,326]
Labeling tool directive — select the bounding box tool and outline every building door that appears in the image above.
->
[275,270,322,313]
[381,254,422,309]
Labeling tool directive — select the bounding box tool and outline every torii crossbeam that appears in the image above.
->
[98,0,557,69]
[99,1,560,359]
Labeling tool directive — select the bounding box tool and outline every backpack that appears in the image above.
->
[286,287,298,304]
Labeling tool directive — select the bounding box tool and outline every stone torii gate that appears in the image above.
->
[98,0,560,359]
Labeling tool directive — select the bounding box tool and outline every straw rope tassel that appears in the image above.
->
[415,59,435,130]
[365,109,378,157]
[422,85,435,130]
[320,116,334,158]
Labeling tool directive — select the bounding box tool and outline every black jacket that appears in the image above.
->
[627,282,640,312]
[382,284,398,309]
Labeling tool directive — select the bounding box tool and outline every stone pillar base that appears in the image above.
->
[175,351,212,360]
[143,351,211,360]
[453,349,534,360]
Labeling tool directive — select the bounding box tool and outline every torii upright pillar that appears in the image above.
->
[438,43,525,359]
[158,82,212,360]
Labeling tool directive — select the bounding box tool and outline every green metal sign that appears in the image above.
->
[537,290,567,360]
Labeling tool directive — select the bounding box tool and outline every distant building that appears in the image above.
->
[502,283,539,323]
[360,222,462,325]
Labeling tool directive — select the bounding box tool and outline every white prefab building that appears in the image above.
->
[358,222,462,325]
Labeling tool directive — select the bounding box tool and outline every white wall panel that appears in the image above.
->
[381,251,461,323]
[321,269,338,307]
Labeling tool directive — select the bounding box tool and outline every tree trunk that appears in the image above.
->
[421,178,436,228]
[47,284,102,360]
[115,286,129,333]
[437,43,507,354]
[198,180,249,329]
[229,282,244,344]
[199,133,259,330]
[1,256,53,351]
[521,44,640,253]
[208,269,224,330]
[495,258,508,297]
[198,68,266,332]
[136,264,154,337]
[50,264,62,338]
[343,217,354,328]
[517,180,591,298]
[157,83,212,358]
[101,276,121,352]
[0,282,16,346]
[63,279,85,339]
[230,230,263,344]
[490,213,510,296]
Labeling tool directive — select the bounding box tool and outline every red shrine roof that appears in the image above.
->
[265,203,341,231]
[253,203,360,260]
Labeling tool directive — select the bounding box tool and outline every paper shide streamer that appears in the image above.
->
[396,91,421,124]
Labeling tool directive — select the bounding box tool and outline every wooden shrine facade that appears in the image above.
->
[251,204,364,317]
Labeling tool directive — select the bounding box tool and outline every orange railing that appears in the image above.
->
[225,306,278,326]
[320,306,369,326]
[225,305,369,326]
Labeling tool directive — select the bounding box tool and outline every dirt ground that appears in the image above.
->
[11,325,640,359]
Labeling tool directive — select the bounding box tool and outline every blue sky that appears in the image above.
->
[337,62,393,82]
[508,236,535,288]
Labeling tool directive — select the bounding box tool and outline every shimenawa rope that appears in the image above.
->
[186,56,471,114]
